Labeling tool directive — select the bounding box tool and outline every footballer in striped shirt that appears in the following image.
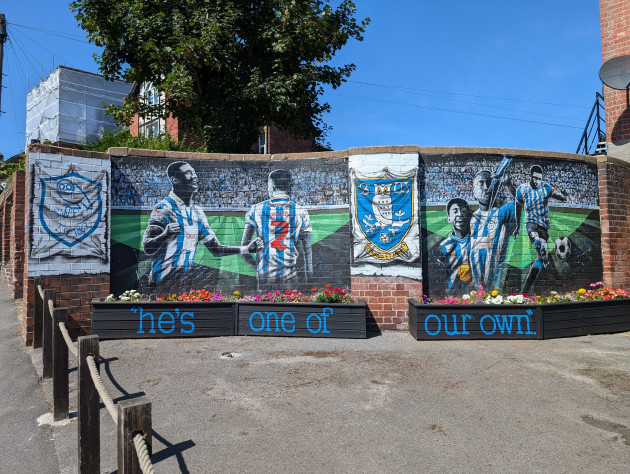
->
[514,165,566,292]
[143,161,261,288]
[241,169,313,289]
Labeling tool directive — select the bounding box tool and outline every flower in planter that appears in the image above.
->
[422,282,630,305]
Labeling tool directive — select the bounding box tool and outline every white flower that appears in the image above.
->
[462,294,471,300]
[516,294,524,304]
[492,295,503,304]
[105,294,116,302]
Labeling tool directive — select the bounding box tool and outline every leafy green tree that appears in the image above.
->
[71,0,369,153]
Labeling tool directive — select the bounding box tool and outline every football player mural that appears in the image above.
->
[422,154,602,297]
[110,157,351,296]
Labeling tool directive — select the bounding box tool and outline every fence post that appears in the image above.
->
[34,280,43,349]
[52,307,69,421]
[78,335,100,474]
[118,397,152,474]
[42,289,56,378]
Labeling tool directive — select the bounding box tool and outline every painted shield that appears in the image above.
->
[355,176,413,252]
[39,171,104,248]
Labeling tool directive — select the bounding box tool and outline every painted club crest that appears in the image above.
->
[355,175,413,259]
[38,171,104,248]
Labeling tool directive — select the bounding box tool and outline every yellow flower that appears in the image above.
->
[172,294,176,297]
[491,290,499,297]
[578,288,586,295]
[233,290,240,296]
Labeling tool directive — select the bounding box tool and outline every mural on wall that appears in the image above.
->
[348,153,421,280]
[422,154,603,297]
[29,153,110,276]
[350,167,419,263]
[111,156,350,296]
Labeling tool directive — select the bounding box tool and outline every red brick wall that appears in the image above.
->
[600,0,630,143]
[22,274,110,345]
[267,125,316,154]
[598,155,630,288]
[8,171,26,297]
[351,276,422,331]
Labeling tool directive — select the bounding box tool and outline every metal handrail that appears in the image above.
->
[576,92,606,155]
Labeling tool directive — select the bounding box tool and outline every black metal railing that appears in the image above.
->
[576,92,606,155]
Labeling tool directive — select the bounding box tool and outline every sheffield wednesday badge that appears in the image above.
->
[33,167,107,259]
[354,173,414,260]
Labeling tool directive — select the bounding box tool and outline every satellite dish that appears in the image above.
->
[599,55,630,90]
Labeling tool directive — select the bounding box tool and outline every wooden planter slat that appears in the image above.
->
[409,298,630,340]
[237,301,367,339]
[91,300,367,340]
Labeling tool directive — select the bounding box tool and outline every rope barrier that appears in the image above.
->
[133,433,155,474]
[86,355,118,425]
[58,322,78,357]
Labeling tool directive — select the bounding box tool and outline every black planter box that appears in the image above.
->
[408,300,542,340]
[408,298,630,340]
[91,300,235,339]
[237,300,367,339]
[91,300,367,340]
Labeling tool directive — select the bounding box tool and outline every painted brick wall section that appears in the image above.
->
[351,276,422,331]
[21,145,112,346]
[600,0,630,143]
[598,156,630,288]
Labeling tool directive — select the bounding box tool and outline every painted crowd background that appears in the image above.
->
[28,150,602,300]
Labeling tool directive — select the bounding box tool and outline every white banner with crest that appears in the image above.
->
[31,163,108,259]
[350,167,420,264]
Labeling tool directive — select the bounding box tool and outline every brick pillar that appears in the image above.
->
[9,171,26,297]
[2,197,11,265]
[351,276,422,332]
[600,0,630,159]
[597,155,630,288]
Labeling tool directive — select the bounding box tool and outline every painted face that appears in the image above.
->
[175,163,198,193]
[473,173,492,206]
[447,203,470,234]
[530,172,542,189]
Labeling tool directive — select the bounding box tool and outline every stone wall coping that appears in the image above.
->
[597,154,630,168]
[108,147,347,161]
[27,144,110,161]
[25,143,604,165]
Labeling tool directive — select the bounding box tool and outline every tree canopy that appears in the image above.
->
[70,0,369,153]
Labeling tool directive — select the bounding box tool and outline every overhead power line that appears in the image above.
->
[7,22,89,44]
[348,80,591,110]
[330,92,583,130]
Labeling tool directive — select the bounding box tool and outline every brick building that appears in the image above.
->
[128,82,323,154]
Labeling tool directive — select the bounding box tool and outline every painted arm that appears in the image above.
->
[240,224,258,269]
[142,222,179,256]
[300,231,313,283]
[513,200,522,239]
[205,234,261,257]
[551,188,567,202]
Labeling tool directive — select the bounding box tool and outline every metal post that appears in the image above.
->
[42,289,55,379]
[118,397,152,474]
[78,335,100,474]
[52,307,69,421]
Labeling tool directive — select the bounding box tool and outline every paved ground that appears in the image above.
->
[0,283,58,473]
[5,288,630,472]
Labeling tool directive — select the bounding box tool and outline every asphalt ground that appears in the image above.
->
[5,293,630,472]
[0,283,58,473]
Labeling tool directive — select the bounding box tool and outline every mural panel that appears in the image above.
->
[348,153,421,279]
[421,154,602,298]
[111,156,351,296]
[29,152,110,276]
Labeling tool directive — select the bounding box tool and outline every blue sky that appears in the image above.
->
[1,1,603,159]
